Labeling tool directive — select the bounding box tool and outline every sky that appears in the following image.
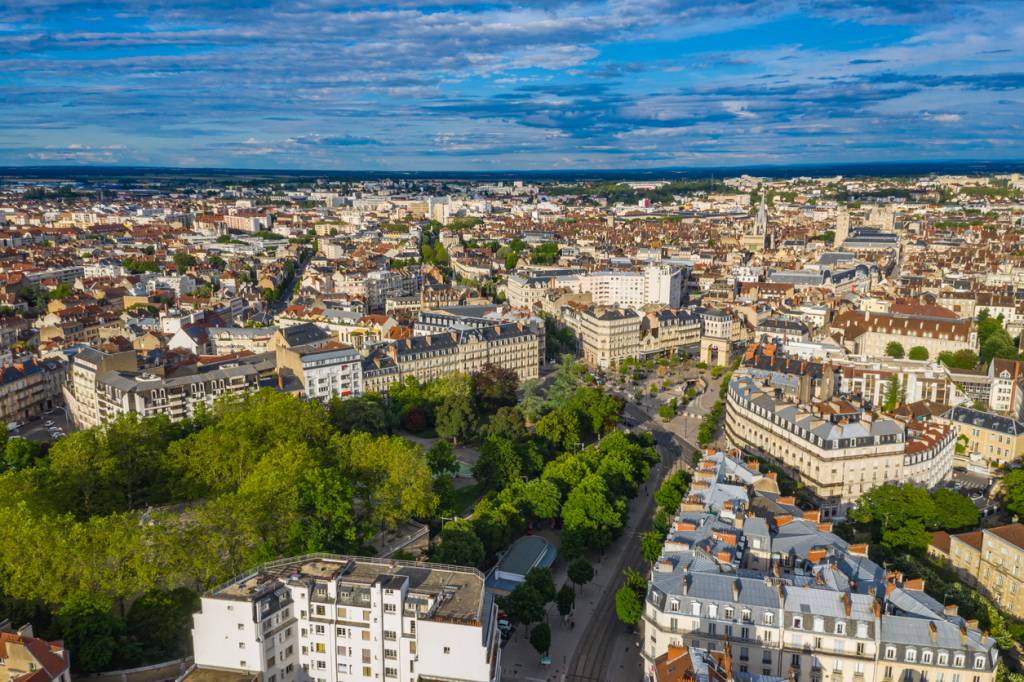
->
[1,0,1023,170]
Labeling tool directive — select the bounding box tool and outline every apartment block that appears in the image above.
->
[642,451,999,682]
[930,524,1024,618]
[725,369,954,517]
[936,407,1024,469]
[0,358,65,426]
[64,346,261,426]
[276,342,364,403]
[185,554,500,682]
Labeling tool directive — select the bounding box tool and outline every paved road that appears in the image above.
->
[562,408,694,682]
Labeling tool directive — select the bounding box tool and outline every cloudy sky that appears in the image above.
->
[1,0,1023,170]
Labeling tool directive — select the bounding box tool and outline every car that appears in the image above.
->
[45,420,54,426]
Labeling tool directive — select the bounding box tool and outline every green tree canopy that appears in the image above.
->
[908,346,930,361]
[431,519,485,567]
[885,341,905,359]
[614,568,647,626]
[529,622,551,656]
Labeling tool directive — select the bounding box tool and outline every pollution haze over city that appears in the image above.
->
[2,0,1024,171]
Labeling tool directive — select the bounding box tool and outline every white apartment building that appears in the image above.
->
[561,305,642,370]
[276,342,364,402]
[577,265,683,309]
[186,554,500,682]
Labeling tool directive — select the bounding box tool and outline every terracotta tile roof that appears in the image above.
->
[987,523,1024,551]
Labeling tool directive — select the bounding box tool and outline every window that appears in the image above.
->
[885,647,897,660]
[385,648,398,660]
[692,602,702,616]
[316,661,326,670]
[923,651,934,664]
[835,621,847,635]
[443,647,451,654]
[857,643,865,656]
[742,609,752,622]
[938,653,949,666]
[237,623,245,631]
[384,603,397,614]
[314,605,326,616]
[906,650,917,663]
[764,612,775,625]
[385,668,398,678]
[974,657,985,670]
[384,630,397,641]
[314,625,325,635]
[670,599,680,612]
[315,644,326,654]
[724,606,734,620]
[239,642,246,649]
[793,616,803,629]
[813,617,825,632]
[954,655,965,668]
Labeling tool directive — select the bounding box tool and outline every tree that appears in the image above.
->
[883,376,902,412]
[173,252,197,272]
[426,440,459,478]
[535,407,583,453]
[567,558,594,591]
[473,436,521,491]
[557,584,575,619]
[885,341,905,359]
[641,530,665,563]
[435,394,479,444]
[471,364,519,415]
[908,346,930,361]
[848,484,936,553]
[529,622,551,656]
[518,478,561,520]
[930,488,980,532]
[333,432,437,531]
[1001,469,1024,519]
[498,584,545,626]
[561,474,624,552]
[614,568,647,626]
[938,349,979,370]
[3,437,40,470]
[484,406,528,442]
[523,567,555,603]
[328,395,394,435]
[432,520,485,567]
[47,282,74,300]
[126,588,199,661]
[57,598,121,673]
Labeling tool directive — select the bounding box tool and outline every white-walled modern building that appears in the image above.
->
[186,554,500,682]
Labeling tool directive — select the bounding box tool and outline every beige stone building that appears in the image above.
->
[561,305,641,369]
[0,621,70,682]
[360,322,541,393]
[830,309,977,360]
[935,407,1024,469]
[725,370,955,518]
[930,524,1024,618]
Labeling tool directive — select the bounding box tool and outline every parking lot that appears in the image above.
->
[10,407,73,444]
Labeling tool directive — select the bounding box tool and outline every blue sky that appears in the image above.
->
[1,0,1023,170]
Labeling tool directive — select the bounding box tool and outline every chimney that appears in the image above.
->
[965,619,979,631]
[841,592,852,617]
[929,622,937,642]
[683,573,691,595]
[959,626,968,645]
[848,543,869,557]
[903,578,925,592]
[733,579,741,601]
[943,604,959,617]
[802,510,821,523]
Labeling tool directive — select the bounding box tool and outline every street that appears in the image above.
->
[499,369,727,682]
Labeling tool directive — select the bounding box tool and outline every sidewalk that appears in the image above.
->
[499,446,671,681]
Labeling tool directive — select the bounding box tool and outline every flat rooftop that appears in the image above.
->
[211,554,485,624]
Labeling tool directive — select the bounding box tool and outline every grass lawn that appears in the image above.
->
[451,482,485,515]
